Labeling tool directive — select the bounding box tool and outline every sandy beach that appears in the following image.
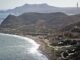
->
[25,35,54,60]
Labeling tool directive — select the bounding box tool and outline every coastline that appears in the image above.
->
[25,35,54,60]
[0,33,53,60]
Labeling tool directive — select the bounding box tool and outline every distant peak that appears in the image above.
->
[23,3,49,6]
[39,3,48,5]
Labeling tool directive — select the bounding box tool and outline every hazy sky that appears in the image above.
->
[0,0,79,10]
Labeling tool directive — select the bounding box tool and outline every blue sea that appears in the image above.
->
[0,33,48,60]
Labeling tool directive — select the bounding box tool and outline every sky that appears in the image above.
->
[0,0,79,10]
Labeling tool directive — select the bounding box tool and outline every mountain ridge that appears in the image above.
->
[0,4,80,16]
[1,12,80,30]
[1,12,80,34]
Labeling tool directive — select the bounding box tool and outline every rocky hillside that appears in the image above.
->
[1,12,80,34]
[0,12,67,28]
[62,14,80,31]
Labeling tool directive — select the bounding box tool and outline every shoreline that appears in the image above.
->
[26,35,54,60]
[0,33,53,60]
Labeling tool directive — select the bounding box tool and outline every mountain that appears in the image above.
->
[61,14,80,31]
[0,15,24,28]
[1,12,80,34]
[0,4,80,16]
[58,14,80,38]
[0,12,67,28]
[0,12,66,34]
[0,4,60,15]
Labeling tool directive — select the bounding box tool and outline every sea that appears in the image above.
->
[0,33,48,60]
[0,13,9,24]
